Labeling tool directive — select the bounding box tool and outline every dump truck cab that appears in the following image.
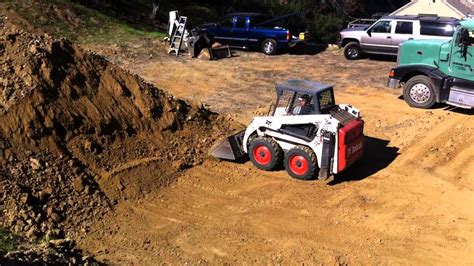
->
[388,20,474,109]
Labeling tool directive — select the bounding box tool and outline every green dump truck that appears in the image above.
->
[388,20,474,109]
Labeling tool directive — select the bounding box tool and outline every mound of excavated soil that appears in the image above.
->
[0,14,241,243]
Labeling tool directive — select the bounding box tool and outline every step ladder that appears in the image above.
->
[168,16,187,57]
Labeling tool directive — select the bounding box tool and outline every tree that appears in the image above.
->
[150,0,161,22]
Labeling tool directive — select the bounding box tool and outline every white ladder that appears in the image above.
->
[168,16,187,57]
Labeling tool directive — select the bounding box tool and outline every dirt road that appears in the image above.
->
[80,43,474,264]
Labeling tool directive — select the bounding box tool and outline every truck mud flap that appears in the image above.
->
[208,130,246,161]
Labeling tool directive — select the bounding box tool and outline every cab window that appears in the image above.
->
[395,21,413,34]
[371,20,392,33]
[455,28,474,46]
[318,90,335,111]
[249,15,268,28]
[235,17,247,28]
[220,17,234,28]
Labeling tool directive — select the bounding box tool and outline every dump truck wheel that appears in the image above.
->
[249,137,283,171]
[403,75,436,109]
[284,146,318,180]
[344,42,362,60]
[261,39,277,55]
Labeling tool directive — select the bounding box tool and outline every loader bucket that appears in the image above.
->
[209,130,246,161]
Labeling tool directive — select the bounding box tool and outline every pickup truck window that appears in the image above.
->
[249,15,268,28]
[371,21,391,33]
[235,17,246,28]
[420,22,455,37]
[395,21,413,34]
[221,17,233,28]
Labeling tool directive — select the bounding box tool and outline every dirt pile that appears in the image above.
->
[0,13,241,243]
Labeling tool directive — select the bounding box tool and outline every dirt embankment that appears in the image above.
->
[0,13,240,249]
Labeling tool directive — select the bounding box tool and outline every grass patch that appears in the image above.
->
[3,0,166,45]
[0,228,17,252]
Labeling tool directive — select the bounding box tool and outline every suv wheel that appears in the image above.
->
[261,39,277,55]
[403,75,436,109]
[344,42,363,60]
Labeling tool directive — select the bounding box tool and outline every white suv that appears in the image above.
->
[338,15,459,60]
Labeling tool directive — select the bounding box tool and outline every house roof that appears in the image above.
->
[391,0,474,17]
[445,0,474,16]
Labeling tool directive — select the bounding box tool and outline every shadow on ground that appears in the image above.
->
[443,106,474,115]
[328,136,399,185]
[367,54,397,62]
[397,96,474,113]
[288,43,328,55]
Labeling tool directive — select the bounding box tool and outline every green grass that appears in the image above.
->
[0,228,17,252]
[3,0,166,45]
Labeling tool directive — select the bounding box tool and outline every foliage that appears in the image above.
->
[311,14,345,43]
[0,228,17,252]
[4,0,165,45]
[4,0,409,44]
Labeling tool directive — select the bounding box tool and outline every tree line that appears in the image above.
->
[73,0,410,43]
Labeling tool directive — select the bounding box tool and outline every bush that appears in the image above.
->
[0,228,17,252]
[310,13,344,43]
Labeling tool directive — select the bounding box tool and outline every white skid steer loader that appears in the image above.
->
[209,80,365,180]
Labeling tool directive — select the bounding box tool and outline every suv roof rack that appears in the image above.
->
[417,13,438,17]
[382,14,458,22]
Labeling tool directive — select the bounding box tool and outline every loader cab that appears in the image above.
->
[273,80,336,116]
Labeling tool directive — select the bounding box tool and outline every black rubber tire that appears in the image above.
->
[344,42,363,60]
[261,39,277,55]
[403,75,437,109]
[249,137,283,171]
[284,146,318,180]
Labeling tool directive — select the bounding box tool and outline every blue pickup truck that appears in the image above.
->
[198,13,301,55]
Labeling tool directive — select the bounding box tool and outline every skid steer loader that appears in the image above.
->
[209,80,364,180]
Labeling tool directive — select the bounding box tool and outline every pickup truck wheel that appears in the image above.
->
[284,146,318,180]
[261,39,277,55]
[249,137,283,171]
[344,42,362,60]
[403,75,436,109]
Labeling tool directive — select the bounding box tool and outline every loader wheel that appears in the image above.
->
[249,137,283,171]
[403,75,436,109]
[284,146,318,180]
